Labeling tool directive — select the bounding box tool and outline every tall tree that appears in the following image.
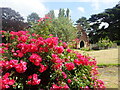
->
[76,17,90,30]
[88,2,120,44]
[58,8,71,18]
[50,17,77,42]
[66,8,70,18]
[46,10,55,19]
[1,8,27,31]
[58,8,65,17]
[28,8,77,42]
[27,12,40,23]
[58,8,62,17]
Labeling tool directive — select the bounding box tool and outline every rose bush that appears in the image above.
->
[0,30,105,90]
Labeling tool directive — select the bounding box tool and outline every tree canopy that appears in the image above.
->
[88,2,120,44]
[50,17,77,42]
[27,12,40,23]
[49,8,77,42]
[1,8,27,31]
[28,8,77,43]
[76,17,90,31]
[45,10,55,19]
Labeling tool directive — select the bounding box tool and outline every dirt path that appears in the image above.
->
[97,66,119,88]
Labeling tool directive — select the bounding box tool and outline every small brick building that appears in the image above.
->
[76,24,90,49]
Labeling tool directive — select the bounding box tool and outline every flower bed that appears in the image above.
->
[0,30,105,89]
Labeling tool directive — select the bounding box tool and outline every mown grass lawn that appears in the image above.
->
[74,47,119,88]
[74,48,118,65]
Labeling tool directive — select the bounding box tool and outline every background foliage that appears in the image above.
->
[1,8,28,32]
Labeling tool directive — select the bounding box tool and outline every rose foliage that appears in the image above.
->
[0,25,105,89]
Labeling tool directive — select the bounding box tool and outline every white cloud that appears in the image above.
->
[25,0,119,2]
[98,0,119,2]
[27,0,95,2]
[90,0,119,11]
[99,22,109,29]
[78,7,85,13]
[54,9,59,17]
[0,0,48,20]
[91,0,99,10]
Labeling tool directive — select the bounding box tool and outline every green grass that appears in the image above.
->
[74,48,119,65]
[97,63,120,67]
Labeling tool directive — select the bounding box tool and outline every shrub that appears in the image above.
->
[97,37,113,49]
[67,38,79,49]
[27,16,52,39]
[0,30,105,89]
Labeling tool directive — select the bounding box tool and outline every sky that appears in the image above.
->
[0,0,119,22]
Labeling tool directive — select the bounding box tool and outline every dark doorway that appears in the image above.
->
[80,41,84,48]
